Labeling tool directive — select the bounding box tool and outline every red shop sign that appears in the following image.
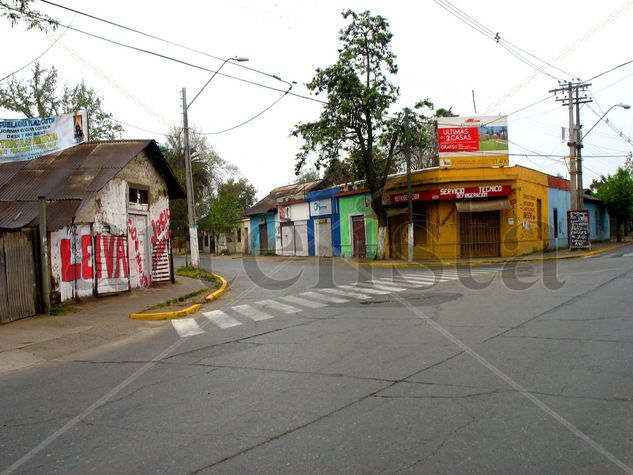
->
[385,184,511,205]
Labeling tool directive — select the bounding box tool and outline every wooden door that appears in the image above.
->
[259,223,268,254]
[352,216,366,258]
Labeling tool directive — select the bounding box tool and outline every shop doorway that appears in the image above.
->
[351,216,366,258]
[459,211,500,258]
[280,223,295,256]
[259,223,268,254]
[388,212,407,259]
[316,219,332,256]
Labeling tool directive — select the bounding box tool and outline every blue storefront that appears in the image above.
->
[306,188,341,257]
[249,212,276,255]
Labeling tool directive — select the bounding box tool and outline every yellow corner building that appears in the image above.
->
[382,165,572,260]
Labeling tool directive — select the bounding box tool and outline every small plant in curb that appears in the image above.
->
[176,266,220,285]
[145,288,208,311]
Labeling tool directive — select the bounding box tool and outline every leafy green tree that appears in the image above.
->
[61,81,124,140]
[291,10,434,259]
[593,167,633,242]
[0,62,123,139]
[293,168,321,184]
[1,0,57,31]
[199,178,256,252]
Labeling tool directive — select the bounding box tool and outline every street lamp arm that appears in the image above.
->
[582,103,631,140]
[187,56,249,111]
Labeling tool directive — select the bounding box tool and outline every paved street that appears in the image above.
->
[2,248,633,474]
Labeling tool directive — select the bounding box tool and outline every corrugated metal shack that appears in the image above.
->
[0,140,184,324]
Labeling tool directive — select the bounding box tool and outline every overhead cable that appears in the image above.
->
[7,6,326,105]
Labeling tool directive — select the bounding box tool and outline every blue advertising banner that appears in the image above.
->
[0,110,88,161]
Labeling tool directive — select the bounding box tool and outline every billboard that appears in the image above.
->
[0,110,88,161]
[437,115,508,168]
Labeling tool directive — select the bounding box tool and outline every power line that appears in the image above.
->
[7,6,326,105]
[201,85,293,135]
[587,59,633,82]
[432,0,568,81]
[0,20,71,82]
[40,0,297,85]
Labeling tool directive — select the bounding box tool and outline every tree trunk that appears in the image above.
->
[616,217,622,243]
[371,195,388,260]
[377,222,387,260]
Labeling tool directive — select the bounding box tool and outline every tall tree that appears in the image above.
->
[200,178,256,251]
[291,10,434,259]
[593,167,633,242]
[162,126,237,239]
[0,62,124,139]
[1,0,57,31]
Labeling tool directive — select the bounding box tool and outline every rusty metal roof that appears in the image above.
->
[245,180,323,216]
[0,140,185,230]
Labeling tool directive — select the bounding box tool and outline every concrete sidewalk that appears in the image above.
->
[196,238,633,266]
[0,276,208,376]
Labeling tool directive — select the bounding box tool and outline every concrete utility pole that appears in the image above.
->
[181,56,249,269]
[181,88,200,269]
[405,109,414,264]
[549,81,592,210]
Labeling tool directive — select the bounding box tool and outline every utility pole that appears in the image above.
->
[405,109,414,264]
[549,81,592,210]
[181,88,200,269]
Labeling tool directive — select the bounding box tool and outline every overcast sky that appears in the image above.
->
[2,0,632,197]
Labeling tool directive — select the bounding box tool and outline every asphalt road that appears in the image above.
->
[2,248,633,474]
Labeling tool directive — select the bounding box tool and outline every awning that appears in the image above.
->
[455,198,511,213]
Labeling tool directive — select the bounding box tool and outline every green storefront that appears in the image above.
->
[338,192,378,259]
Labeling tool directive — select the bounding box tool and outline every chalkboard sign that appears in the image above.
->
[568,210,591,249]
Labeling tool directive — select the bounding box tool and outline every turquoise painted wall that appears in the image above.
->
[547,188,570,249]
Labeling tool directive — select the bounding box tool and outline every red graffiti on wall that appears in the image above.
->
[151,208,171,270]
[61,234,128,282]
[60,235,93,281]
[128,218,149,287]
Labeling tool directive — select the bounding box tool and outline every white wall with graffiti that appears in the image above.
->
[49,152,173,303]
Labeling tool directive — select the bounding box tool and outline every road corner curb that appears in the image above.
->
[129,273,228,321]
[129,303,203,321]
[205,273,228,303]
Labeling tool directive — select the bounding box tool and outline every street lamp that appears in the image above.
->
[181,56,249,269]
[576,103,630,209]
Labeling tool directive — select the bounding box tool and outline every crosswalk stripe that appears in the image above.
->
[231,304,275,321]
[171,318,205,338]
[354,282,406,292]
[389,277,435,287]
[400,275,450,283]
[202,310,243,328]
[371,278,421,289]
[338,284,390,295]
[257,299,301,314]
[300,291,349,303]
[280,295,327,309]
[319,288,371,299]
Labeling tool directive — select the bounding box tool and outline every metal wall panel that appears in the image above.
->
[0,231,37,323]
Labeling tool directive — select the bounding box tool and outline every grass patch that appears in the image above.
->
[176,265,220,285]
[149,288,209,310]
